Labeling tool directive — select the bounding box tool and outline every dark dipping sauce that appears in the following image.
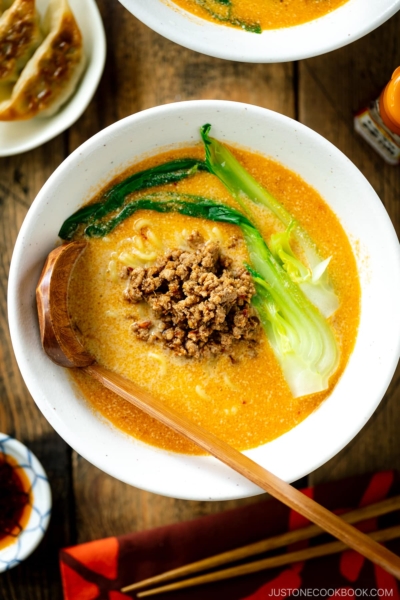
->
[0,453,32,550]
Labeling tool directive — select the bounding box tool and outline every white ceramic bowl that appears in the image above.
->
[118,0,400,63]
[0,434,51,571]
[8,100,400,501]
[0,0,106,157]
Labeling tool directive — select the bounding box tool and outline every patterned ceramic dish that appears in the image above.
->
[0,434,51,572]
[118,0,400,63]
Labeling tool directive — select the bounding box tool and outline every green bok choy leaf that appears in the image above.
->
[194,0,262,33]
[58,158,208,240]
[83,191,339,398]
[200,124,339,318]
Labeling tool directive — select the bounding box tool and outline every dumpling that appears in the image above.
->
[0,0,43,83]
[0,1,14,14]
[0,0,85,121]
[0,0,85,120]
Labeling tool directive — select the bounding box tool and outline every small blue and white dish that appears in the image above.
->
[0,433,51,572]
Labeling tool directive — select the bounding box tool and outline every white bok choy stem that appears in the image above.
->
[200,124,339,318]
[240,222,339,398]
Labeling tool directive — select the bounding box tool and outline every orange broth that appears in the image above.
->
[168,0,350,31]
[68,144,360,455]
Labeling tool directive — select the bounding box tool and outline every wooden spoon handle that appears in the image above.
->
[87,363,400,579]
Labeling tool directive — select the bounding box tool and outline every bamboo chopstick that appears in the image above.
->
[134,525,400,597]
[121,494,400,594]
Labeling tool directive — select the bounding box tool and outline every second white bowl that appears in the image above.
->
[118,0,400,63]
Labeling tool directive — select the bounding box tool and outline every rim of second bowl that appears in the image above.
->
[117,0,400,63]
[7,100,400,500]
[0,0,106,157]
[0,434,52,571]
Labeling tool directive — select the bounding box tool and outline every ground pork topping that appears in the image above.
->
[123,232,261,359]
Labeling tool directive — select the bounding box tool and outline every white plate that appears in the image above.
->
[0,0,106,157]
[0,434,51,571]
[118,0,400,63]
[8,100,400,501]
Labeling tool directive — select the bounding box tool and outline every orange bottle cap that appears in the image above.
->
[380,67,400,136]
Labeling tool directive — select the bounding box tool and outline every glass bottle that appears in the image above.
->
[354,67,400,165]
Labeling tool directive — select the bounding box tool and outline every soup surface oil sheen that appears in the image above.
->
[168,0,350,31]
[69,145,360,455]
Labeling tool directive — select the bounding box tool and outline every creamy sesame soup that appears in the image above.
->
[168,0,350,33]
[68,144,360,455]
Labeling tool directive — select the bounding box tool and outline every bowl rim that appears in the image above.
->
[0,434,52,571]
[8,100,400,500]
[0,0,106,157]
[117,0,400,63]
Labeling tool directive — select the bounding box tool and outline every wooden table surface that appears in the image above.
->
[1,2,400,597]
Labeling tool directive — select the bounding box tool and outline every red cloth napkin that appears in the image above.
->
[60,471,400,599]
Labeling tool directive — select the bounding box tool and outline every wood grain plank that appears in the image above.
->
[299,14,400,485]
[0,140,75,599]
[298,13,400,236]
[73,453,262,543]
[70,0,296,546]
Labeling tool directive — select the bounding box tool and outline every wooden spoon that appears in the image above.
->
[37,240,400,579]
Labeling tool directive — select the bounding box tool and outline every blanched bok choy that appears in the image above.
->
[80,191,339,398]
[58,158,208,240]
[200,124,339,318]
[195,0,261,33]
